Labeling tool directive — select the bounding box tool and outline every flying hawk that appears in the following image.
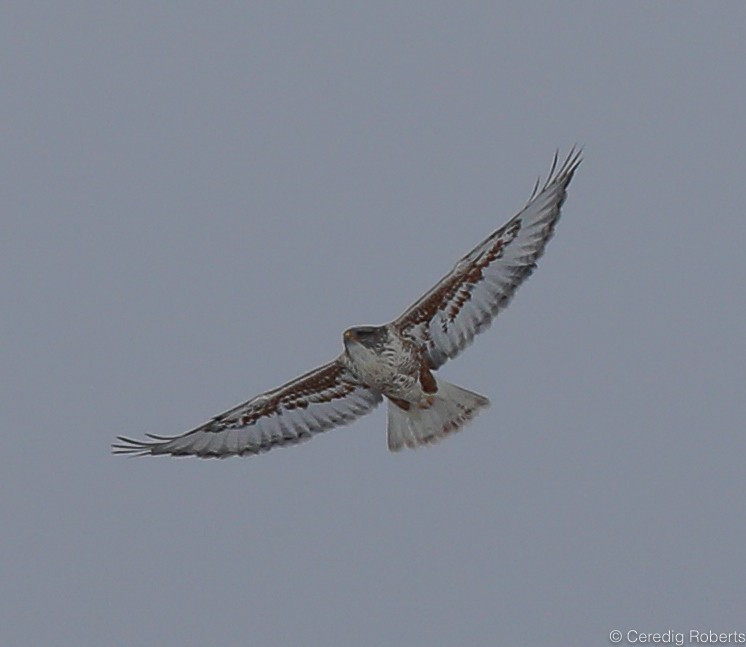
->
[113,149,581,458]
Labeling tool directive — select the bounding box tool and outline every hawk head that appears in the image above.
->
[343,326,388,351]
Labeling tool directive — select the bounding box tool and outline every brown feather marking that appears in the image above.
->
[237,362,355,426]
[420,365,438,394]
[399,219,523,331]
[388,396,411,411]
[444,239,504,324]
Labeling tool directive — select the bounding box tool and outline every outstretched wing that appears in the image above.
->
[112,359,382,458]
[394,148,581,369]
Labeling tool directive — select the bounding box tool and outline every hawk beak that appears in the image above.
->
[344,329,357,342]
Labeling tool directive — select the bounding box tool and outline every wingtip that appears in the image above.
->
[111,435,155,457]
[563,145,584,173]
[526,147,583,205]
[550,146,583,182]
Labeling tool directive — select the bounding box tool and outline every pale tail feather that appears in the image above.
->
[387,379,490,452]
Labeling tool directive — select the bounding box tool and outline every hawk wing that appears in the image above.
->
[112,359,382,458]
[394,148,581,369]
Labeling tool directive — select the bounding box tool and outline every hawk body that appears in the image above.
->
[342,326,424,403]
[113,149,581,458]
[339,324,489,450]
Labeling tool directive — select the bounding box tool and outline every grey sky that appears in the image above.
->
[2,3,745,646]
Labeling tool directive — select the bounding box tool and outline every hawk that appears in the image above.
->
[113,149,581,458]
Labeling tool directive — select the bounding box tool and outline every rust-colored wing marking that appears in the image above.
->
[112,360,382,458]
[394,148,581,369]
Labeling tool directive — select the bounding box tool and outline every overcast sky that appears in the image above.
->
[2,3,745,646]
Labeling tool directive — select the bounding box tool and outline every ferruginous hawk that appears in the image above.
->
[113,149,581,458]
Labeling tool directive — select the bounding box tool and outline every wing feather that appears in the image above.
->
[112,359,382,458]
[394,148,581,368]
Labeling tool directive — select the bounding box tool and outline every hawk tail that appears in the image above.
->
[387,379,490,452]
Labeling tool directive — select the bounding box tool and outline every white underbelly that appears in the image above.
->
[347,349,421,400]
